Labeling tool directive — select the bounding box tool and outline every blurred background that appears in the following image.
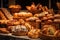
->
[0,0,60,10]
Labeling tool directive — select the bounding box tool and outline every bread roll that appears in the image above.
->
[26,17,41,28]
[13,12,33,19]
[42,25,56,35]
[28,29,41,38]
[8,25,28,36]
[54,30,60,37]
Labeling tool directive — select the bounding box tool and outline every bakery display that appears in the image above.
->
[0,3,60,40]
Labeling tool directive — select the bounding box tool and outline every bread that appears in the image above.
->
[0,28,9,34]
[0,20,9,24]
[26,17,41,28]
[1,8,13,20]
[9,5,21,13]
[54,19,60,23]
[42,25,56,35]
[28,28,41,38]
[34,11,48,17]
[54,30,60,37]
[0,11,7,20]
[54,14,60,19]
[26,2,37,11]
[13,12,33,19]
[8,25,28,36]
[25,22,33,31]
[7,20,20,26]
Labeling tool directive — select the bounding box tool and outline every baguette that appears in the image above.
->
[1,8,13,20]
[0,10,7,20]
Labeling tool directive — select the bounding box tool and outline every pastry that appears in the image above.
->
[42,25,56,35]
[28,28,41,38]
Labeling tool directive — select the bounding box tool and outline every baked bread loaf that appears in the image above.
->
[13,12,33,19]
[1,8,13,20]
[7,20,20,26]
[8,25,28,36]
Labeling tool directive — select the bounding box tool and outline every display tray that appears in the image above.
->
[0,33,41,40]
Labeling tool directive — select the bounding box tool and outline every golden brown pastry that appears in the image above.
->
[0,28,9,34]
[9,5,21,8]
[19,19,25,25]
[28,28,41,38]
[1,8,13,20]
[8,25,28,36]
[25,22,34,31]
[34,11,48,17]
[7,20,20,26]
[0,11,7,20]
[9,5,21,13]
[54,19,60,23]
[54,14,60,19]
[13,12,33,19]
[26,2,37,12]
[0,20,9,24]
[26,17,41,28]
[42,25,56,35]
[54,30,60,37]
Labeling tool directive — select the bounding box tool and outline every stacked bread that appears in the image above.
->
[0,3,60,39]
